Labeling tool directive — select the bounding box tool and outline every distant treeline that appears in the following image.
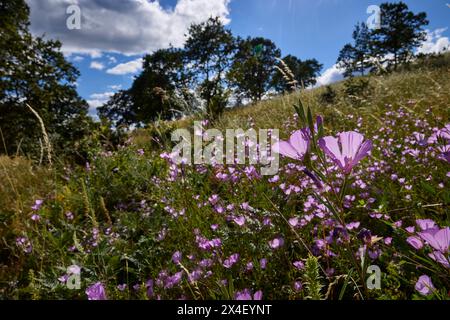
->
[99,2,430,126]
[98,17,323,126]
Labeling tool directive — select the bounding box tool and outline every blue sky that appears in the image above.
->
[230,0,449,70]
[26,0,450,115]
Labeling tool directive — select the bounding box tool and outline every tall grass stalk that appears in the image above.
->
[26,103,52,166]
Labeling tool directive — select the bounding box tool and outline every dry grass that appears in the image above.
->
[0,156,55,288]
[25,104,53,166]
[0,156,54,225]
[137,53,449,142]
[212,63,450,136]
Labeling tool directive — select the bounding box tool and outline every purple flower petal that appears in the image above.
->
[415,275,435,296]
[260,258,267,269]
[172,251,182,264]
[289,130,309,158]
[319,131,372,174]
[31,199,44,211]
[289,217,299,227]
[428,251,450,268]
[223,254,239,269]
[86,282,107,300]
[405,226,415,233]
[416,219,437,231]
[418,227,450,253]
[294,281,303,292]
[235,289,252,300]
[253,290,263,300]
[269,237,284,249]
[319,136,344,169]
[406,236,423,250]
[353,140,373,166]
[233,216,246,226]
[273,141,298,159]
[346,221,360,230]
[339,131,365,164]
[273,130,310,161]
[293,261,305,270]
[68,265,81,275]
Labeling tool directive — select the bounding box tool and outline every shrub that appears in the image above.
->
[343,77,373,105]
[319,86,337,105]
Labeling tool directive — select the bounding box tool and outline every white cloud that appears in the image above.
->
[90,61,105,70]
[106,58,143,75]
[417,28,450,55]
[108,84,122,90]
[72,55,85,62]
[87,50,103,59]
[315,64,345,87]
[107,56,117,64]
[89,92,115,100]
[87,99,105,110]
[26,0,231,56]
[87,91,115,113]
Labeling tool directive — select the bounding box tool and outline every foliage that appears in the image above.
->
[337,2,429,77]
[343,77,373,106]
[98,48,197,126]
[0,0,92,161]
[337,23,373,77]
[99,20,320,125]
[228,37,281,103]
[184,17,235,113]
[372,2,428,70]
[303,255,324,300]
[319,86,337,105]
[0,0,449,302]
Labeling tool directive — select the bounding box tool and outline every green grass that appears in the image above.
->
[1,54,449,300]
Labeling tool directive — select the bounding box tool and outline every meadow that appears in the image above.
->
[0,54,449,300]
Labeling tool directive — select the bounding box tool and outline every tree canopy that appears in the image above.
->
[337,2,428,77]
[0,0,92,160]
[337,23,373,77]
[372,2,428,70]
[228,37,281,103]
[100,19,321,124]
[99,48,193,126]
[184,17,236,113]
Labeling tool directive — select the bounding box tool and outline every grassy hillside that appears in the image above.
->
[1,55,449,300]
